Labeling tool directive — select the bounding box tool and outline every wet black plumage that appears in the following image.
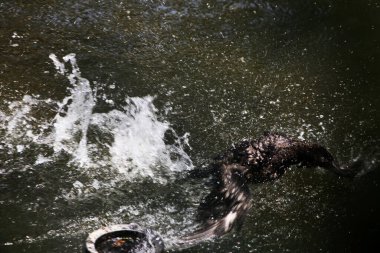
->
[182,132,359,244]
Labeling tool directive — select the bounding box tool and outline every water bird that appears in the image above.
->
[182,132,361,244]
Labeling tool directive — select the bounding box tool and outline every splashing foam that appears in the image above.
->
[48,53,192,182]
[0,53,192,183]
[0,53,197,248]
[49,53,95,166]
[92,99,190,182]
[0,95,55,155]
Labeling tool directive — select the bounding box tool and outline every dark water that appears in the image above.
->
[1,0,380,252]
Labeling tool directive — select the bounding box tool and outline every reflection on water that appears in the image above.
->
[0,0,379,253]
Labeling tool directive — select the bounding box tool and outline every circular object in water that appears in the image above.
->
[85,223,165,253]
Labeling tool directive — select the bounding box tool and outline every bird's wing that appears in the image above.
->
[181,163,252,244]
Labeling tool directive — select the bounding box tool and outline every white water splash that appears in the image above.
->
[47,53,192,181]
[92,97,191,182]
[49,53,95,166]
[0,95,55,157]
[0,53,197,251]
[1,53,192,182]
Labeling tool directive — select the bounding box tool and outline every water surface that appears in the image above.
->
[1,1,379,252]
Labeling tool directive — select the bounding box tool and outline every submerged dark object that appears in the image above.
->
[182,132,361,243]
[85,224,164,253]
